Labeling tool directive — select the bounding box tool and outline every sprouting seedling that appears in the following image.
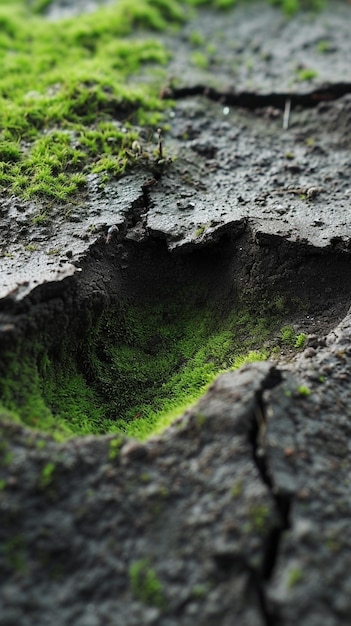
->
[151,127,173,178]
[106,224,118,244]
[132,140,142,155]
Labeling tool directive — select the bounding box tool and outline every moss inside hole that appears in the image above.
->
[0,286,293,440]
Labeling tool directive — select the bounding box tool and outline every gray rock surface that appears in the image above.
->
[165,1,351,93]
[148,95,351,251]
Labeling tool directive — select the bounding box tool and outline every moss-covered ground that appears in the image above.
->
[0,0,327,203]
[0,0,327,439]
[0,0,172,201]
[0,290,299,440]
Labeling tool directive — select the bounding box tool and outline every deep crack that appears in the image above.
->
[247,367,293,625]
[163,82,351,110]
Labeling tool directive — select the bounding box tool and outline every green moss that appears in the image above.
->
[280,325,296,345]
[36,439,47,449]
[316,39,331,53]
[0,0,328,201]
[129,559,166,609]
[39,461,56,488]
[215,0,237,8]
[83,295,276,439]
[195,224,208,237]
[188,30,205,46]
[280,325,306,349]
[31,0,53,13]
[186,0,325,12]
[287,566,304,588]
[296,67,319,81]
[0,287,291,440]
[108,436,124,460]
[0,1,176,201]
[190,51,209,69]
[247,503,270,532]
[268,0,325,14]
[294,333,307,349]
[297,385,311,396]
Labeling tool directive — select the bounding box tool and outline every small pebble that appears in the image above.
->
[304,347,316,358]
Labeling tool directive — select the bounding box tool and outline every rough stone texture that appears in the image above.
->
[148,95,351,251]
[0,175,144,300]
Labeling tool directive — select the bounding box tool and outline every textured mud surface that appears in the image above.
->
[2,1,351,300]
[164,1,351,92]
[2,1,351,625]
[2,326,351,626]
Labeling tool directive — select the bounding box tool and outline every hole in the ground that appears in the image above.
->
[0,229,350,439]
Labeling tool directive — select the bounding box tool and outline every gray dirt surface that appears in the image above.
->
[2,1,351,300]
[147,95,351,251]
[264,313,351,625]
[2,2,351,625]
[0,363,278,626]
[2,319,351,625]
[44,0,114,20]
[164,1,351,93]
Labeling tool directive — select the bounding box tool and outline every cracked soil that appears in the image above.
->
[2,1,351,625]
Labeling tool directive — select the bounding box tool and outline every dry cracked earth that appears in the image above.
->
[1,1,351,625]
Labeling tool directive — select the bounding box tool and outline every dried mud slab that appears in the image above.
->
[2,1,351,301]
[147,95,351,251]
[2,314,351,625]
[162,1,351,94]
[263,315,351,625]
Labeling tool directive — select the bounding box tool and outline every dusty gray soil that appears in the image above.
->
[164,1,351,93]
[2,2,351,625]
[2,1,351,301]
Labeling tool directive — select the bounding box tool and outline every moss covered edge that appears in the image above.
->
[0,0,329,202]
[0,0,321,439]
[0,286,305,441]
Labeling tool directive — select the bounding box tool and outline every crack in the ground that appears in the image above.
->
[103,163,169,247]
[1,207,350,624]
[248,367,292,625]
[163,82,351,111]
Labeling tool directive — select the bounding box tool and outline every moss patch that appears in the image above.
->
[0,0,328,202]
[0,0,177,201]
[0,289,294,440]
[129,558,166,609]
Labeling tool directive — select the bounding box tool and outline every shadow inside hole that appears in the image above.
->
[1,230,351,439]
